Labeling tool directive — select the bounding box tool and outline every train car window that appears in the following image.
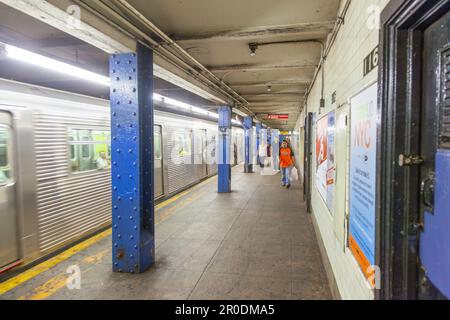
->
[80,133,91,159]
[154,132,162,160]
[69,141,76,160]
[0,127,12,184]
[69,129,110,173]
[175,132,192,158]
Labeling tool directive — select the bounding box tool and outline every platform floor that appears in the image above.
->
[0,165,332,300]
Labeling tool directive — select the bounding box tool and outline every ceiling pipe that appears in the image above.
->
[246,38,325,121]
[75,0,266,125]
[303,0,352,113]
[75,1,234,102]
[111,0,252,106]
[249,39,324,50]
[113,0,271,126]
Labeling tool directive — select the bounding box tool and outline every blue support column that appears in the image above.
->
[243,117,253,173]
[110,43,155,274]
[218,106,232,193]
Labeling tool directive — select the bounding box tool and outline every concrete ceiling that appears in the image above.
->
[0,0,342,130]
[0,2,215,107]
[125,0,341,130]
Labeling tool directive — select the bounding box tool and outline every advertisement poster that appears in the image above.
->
[349,83,378,279]
[326,112,336,214]
[316,111,336,214]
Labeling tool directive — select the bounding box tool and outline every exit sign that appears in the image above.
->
[267,114,289,120]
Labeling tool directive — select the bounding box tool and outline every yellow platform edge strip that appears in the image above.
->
[0,174,218,296]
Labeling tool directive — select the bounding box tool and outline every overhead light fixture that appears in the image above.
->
[267,86,272,92]
[154,93,219,118]
[2,42,226,121]
[2,43,110,86]
[249,43,258,57]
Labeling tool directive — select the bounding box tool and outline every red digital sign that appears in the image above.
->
[267,114,289,120]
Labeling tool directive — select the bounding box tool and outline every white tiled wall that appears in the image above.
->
[294,0,390,300]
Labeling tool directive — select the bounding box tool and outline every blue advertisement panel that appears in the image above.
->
[349,83,378,278]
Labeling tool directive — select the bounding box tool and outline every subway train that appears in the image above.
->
[0,78,245,271]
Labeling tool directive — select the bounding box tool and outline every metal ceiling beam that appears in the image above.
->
[0,0,230,104]
[247,99,303,104]
[247,102,303,106]
[30,36,88,48]
[172,21,336,43]
[106,1,278,128]
[252,107,300,111]
[230,79,310,88]
[243,92,305,97]
[0,0,135,52]
[209,63,318,73]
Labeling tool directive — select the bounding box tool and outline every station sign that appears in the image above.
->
[267,114,289,120]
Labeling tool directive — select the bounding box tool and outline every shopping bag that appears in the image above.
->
[291,167,299,181]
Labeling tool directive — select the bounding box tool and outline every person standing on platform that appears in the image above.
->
[279,140,295,188]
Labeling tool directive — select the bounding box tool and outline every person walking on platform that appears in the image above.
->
[279,140,295,188]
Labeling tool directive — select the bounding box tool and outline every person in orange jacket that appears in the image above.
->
[278,140,296,188]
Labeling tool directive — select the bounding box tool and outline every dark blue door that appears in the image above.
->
[419,10,450,300]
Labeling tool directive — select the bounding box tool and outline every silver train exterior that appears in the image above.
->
[0,79,245,270]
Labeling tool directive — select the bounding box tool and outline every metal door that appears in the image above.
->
[200,129,207,176]
[304,113,315,213]
[206,130,217,175]
[419,11,450,299]
[154,125,164,198]
[0,111,19,268]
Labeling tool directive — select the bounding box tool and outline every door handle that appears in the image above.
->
[421,173,435,211]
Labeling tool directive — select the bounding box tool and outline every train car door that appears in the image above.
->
[154,125,164,198]
[193,129,205,179]
[419,11,450,300]
[201,129,207,176]
[0,111,19,268]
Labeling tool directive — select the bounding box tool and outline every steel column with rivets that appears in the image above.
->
[243,116,253,173]
[110,43,155,274]
[218,106,232,193]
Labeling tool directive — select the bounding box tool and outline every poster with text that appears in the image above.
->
[326,112,336,214]
[349,83,378,280]
[316,111,336,214]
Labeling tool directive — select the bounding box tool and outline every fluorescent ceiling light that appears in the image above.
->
[154,93,221,120]
[2,43,226,121]
[3,43,110,86]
